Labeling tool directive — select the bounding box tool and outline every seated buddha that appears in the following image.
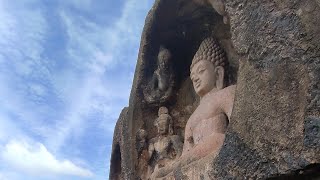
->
[153,37,236,179]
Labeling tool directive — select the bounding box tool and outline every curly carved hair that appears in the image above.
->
[190,37,227,71]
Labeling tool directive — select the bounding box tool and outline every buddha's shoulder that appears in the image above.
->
[202,85,236,101]
[214,85,237,105]
[222,84,236,93]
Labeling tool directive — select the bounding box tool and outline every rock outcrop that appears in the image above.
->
[109,0,320,179]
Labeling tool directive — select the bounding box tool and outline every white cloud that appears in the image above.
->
[0,114,21,143]
[0,172,10,180]
[105,0,154,67]
[1,140,94,178]
[47,0,154,151]
[59,0,154,72]
[0,0,52,133]
[0,1,48,75]
[29,83,47,97]
[0,0,154,179]
[59,11,113,72]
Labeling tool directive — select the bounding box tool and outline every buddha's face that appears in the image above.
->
[158,56,169,69]
[157,116,169,135]
[190,60,216,97]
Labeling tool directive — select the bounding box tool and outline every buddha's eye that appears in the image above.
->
[198,68,205,74]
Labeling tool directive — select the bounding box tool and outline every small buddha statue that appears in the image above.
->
[148,107,183,175]
[153,37,236,178]
[143,47,174,104]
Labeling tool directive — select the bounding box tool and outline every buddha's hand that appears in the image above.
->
[152,160,180,178]
[152,153,199,179]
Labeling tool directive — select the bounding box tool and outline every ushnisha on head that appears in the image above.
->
[190,37,228,98]
[190,37,227,70]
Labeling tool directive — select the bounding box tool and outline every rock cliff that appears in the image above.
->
[109,0,320,179]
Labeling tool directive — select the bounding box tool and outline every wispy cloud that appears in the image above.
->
[50,0,154,150]
[0,0,48,72]
[1,140,93,178]
[60,0,92,12]
[0,0,154,179]
[0,113,93,179]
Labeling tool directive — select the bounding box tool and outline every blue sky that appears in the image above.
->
[0,0,153,179]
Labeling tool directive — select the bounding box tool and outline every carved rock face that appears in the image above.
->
[110,0,320,179]
[190,60,217,97]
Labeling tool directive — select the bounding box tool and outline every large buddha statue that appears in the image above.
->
[153,37,236,178]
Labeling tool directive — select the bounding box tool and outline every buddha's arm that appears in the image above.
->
[154,156,182,178]
[154,132,225,178]
[182,123,193,156]
[222,85,236,120]
[182,132,225,160]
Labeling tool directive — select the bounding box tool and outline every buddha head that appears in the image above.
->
[158,46,171,69]
[190,37,227,98]
[155,107,173,135]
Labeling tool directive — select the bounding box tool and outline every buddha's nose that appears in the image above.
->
[194,76,199,82]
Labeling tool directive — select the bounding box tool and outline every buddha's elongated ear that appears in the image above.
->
[215,66,225,90]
